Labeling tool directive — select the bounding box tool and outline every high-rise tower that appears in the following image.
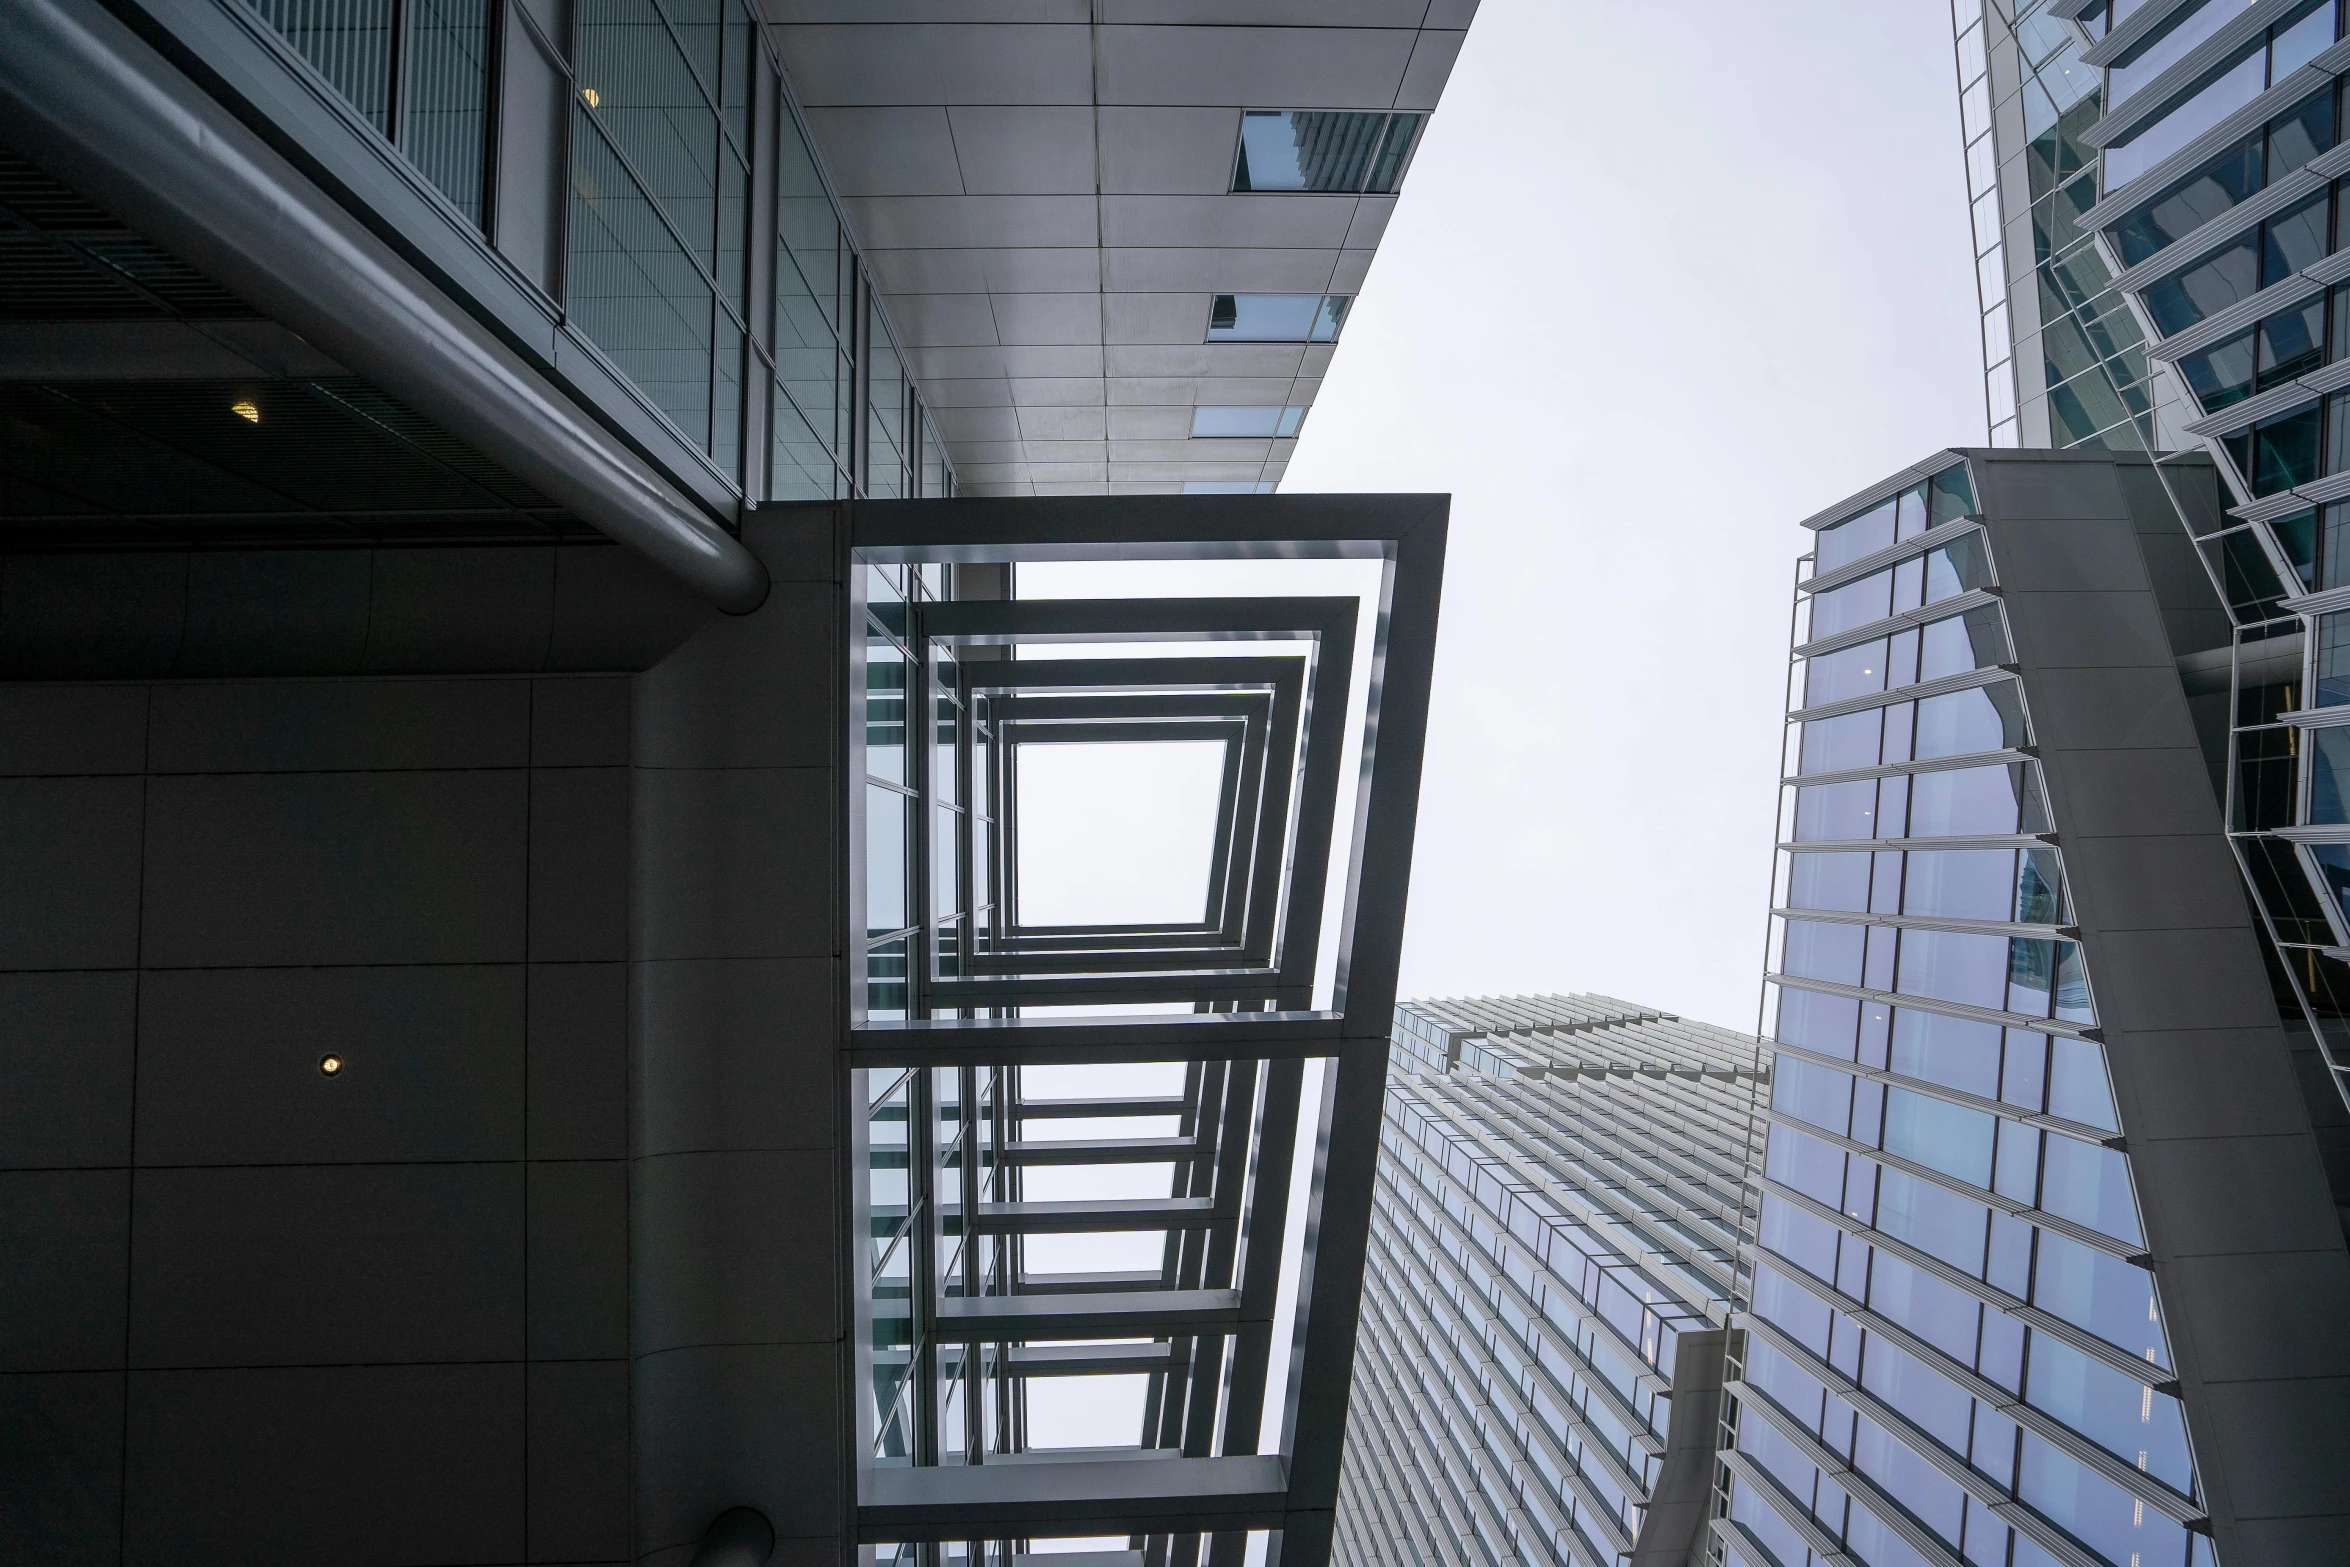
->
[1333,995,1767,1567]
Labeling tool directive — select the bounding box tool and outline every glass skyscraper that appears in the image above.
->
[1333,996,1765,1567]
[1726,447,2350,1567]
[1958,0,2350,1177]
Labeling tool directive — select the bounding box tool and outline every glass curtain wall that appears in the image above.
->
[1960,2,2350,1134]
[1716,460,2218,1567]
[235,0,950,505]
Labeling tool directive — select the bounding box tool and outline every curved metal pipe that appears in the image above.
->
[687,1507,775,1567]
[0,0,770,615]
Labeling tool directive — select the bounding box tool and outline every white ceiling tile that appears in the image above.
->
[1098,0,1428,21]
[1034,480,1114,495]
[1191,377,1297,403]
[1107,406,1193,439]
[931,405,1023,440]
[948,441,1029,464]
[1016,406,1109,441]
[920,378,1017,408]
[1109,480,1185,494]
[1396,29,1468,110]
[1111,460,1264,481]
[774,24,1093,106]
[866,248,992,293]
[957,463,1032,482]
[980,249,1102,293]
[1009,378,1107,407]
[991,293,1104,347]
[1019,439,1111,460]
[957,481,1030,495]
[1102,293,1209,346]
[1106,343,1305,377]
[946,106,1100,194]
[1096,26,1417,108]
[999,345,1105,376]
[1113,437,1268,462]
[766,2,1088,20]
[799,108,962,195]
[841,195,1098,249]
[1106,248,1340,294]
[1103,196,1355,250]
[1342,197,1395,251]
[1328,250,1373,292]
[905,346,1015,380]
[1096,108,1237,195]
[1106,377,1198,405]
[1025,461,1110,479]
[886,293,1001,346]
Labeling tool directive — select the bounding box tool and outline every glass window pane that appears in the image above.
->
[2263,190,2334,285]
[866,784,908,934]
[569,109,716,446]
[243,0,392,131]
[1805,638,1891,705]
[774,384,839,501]
[2181,329,2258,409]
[1819,499,1898,571]
[576,0,720,270]
[402,0,491,224]
[865,622,905,784]
[1232,109,1391,192]
[1902,849,2017,921]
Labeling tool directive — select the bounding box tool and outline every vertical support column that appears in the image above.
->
[629,505,850,1563]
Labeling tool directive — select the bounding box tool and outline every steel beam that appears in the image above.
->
[971,1198,1217,1235]
[859,1454,1289,1541]
[932,1289,1244,1341]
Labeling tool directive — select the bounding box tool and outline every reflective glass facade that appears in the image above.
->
[1960,0,2350,1156]
[1334,997,1763,1567]
[1719,459,2219,1567]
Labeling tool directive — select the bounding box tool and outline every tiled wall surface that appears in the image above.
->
[0,670,635,1566]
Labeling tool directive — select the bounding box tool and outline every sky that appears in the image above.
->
[994,4,1990,1460]
[1275,0,1991,1032]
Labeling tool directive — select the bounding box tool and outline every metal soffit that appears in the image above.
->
[763,4,1475,497]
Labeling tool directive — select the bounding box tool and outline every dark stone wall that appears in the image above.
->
[0,673,637,1565]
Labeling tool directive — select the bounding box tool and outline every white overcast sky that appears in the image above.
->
[1280,0,1988,1032]
[1000,0,1989,1461]
[1017,1,1985,1039]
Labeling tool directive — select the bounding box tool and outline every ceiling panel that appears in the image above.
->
[766,2,1470,491]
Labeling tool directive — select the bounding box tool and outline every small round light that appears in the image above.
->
[319,1054,344,1076]
[231,399,260,423]
[581,87,600,107]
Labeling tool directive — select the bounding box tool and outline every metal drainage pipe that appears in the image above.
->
[0,0,770,615]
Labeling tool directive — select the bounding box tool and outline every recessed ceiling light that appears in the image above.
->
[581,87,600,107]
[319,1054,344,1076]
[231,399,260,423]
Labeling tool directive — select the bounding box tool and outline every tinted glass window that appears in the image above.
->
[2263,190,2335,285]
[1806,639,1891,705]
[1818,498,1898,570]
[2111,133,2263,267]
[2260,295,2328,382]
[2181,329,2257,409]
[2144,235,2260,333]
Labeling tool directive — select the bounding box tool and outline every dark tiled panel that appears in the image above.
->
[526,1360,632,1563]
[527,962,629,1161]
[0,970,137,1169]
[135,965,526,1166]
[0,1372,123,1567]
[526,1161,629,1362]
[146,677,531,773]
[529,767,630,962]
[0,683,146,775]
[0,775,144,968]
[129,1163,524,1368]
[140,769,528,966]
[0,1169,129,1372]
[530,676,632,768]
[125,1363,525,1567]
